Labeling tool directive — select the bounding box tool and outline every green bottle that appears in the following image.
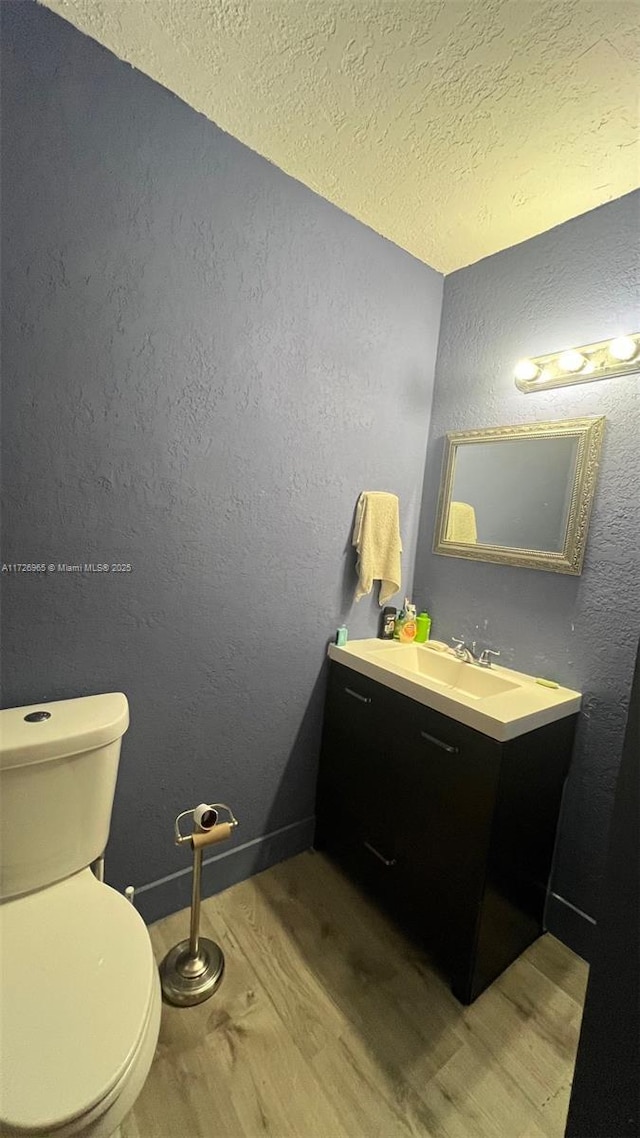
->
[415,611,431,643]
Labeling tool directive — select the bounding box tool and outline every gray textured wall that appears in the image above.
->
[1,2,443,917]
[414,191,640,956]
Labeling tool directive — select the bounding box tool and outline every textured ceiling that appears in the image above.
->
[40,0,639,272]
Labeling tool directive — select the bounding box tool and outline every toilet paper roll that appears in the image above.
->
[193,803,219,830]
[191,822,234,850]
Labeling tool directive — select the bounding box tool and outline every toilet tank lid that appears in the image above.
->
[0,693,129,770]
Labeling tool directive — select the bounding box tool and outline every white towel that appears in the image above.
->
[446,501,478,544]
[352,491,402,606]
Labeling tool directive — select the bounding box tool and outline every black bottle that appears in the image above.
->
[380,607,397,639]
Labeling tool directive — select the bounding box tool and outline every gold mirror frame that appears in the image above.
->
[433,416,605,574]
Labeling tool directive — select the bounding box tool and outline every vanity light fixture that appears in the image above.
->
[515,333,640,393]
[609,335,638,362]
[514,359,540,383]
[557,350,587,374]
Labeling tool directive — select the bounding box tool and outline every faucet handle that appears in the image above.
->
[452,637,477,661]
[478,648,500,667]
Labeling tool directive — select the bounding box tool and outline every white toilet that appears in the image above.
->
[0,693,161,1138]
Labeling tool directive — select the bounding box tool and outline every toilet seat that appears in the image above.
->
[0,869,157,1136]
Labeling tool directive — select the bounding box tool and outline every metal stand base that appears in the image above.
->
[159,937,225,1007]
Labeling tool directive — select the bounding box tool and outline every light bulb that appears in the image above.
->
[514,359,540,382]
[609,336,637,362]
[558,350,586,374]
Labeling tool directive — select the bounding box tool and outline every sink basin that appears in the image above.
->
[328,638,581,741]
[364,644,520,699]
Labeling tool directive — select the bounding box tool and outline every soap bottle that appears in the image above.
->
[415,611,432,643]
[379,607,397,639]
[394,599,417,642]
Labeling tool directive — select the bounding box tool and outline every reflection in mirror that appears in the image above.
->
[448,436,579,551]
[434,417,605,574]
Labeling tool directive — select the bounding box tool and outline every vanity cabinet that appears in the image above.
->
[315,661,577,1004]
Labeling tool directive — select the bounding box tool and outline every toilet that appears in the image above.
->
[0,693,161,1138]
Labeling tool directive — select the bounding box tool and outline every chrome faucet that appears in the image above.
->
[451,637,478,664]
[451,638,501,668]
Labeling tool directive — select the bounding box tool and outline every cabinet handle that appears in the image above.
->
[363,841,397,867]
[344,686,371,704]
[420,730,459,755]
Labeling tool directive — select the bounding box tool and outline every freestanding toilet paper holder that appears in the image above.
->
[159,802,238,1007]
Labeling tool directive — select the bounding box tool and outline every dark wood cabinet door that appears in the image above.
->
[318,664,390,806]
[386,697,501,992]
[316,664,400,877]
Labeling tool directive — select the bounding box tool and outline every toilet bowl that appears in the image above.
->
[0,695,161,1138]
[0,869,161,1138]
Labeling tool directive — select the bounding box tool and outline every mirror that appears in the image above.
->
[433,417,605,574]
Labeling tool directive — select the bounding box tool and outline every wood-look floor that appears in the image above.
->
[122,852,588,1138]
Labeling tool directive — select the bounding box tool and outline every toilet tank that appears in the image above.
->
[0,693,129,900]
